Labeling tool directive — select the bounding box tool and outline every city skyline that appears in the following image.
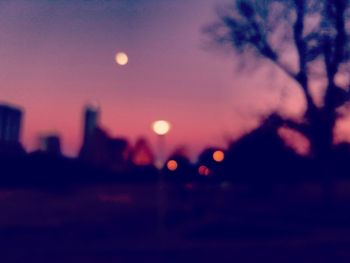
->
[4,0,350,158]
[0,0,299,158]
[1,2,350,261]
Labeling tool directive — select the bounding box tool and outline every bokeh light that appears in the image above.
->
[213,150,225,162]
[167,160,178,171]
[198,165,210,176]
[152,120,171,136]
[115,52,128,66]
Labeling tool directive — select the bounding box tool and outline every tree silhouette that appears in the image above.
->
[206,0,350,162]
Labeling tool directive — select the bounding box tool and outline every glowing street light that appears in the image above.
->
[152,119,171,238]
[152,120,171,136]
[152,120,171,168]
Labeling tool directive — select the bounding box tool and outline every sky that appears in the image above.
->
[0,0,313,158]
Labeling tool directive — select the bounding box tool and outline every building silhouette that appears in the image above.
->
[0,104,22,143]
[80,126,131,172]
[39,134,62,156]
[83,104,99,146]
[79,105,132,172]
[0,104,25,156]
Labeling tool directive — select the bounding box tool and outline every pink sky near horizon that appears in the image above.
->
[2,0,350,159]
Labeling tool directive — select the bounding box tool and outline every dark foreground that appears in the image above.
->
[2,181,350,262]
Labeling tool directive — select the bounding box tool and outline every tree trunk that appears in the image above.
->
[308,109,335,210]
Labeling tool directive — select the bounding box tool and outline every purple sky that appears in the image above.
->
[1,0,338,158]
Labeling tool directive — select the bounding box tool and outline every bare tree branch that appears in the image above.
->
[293,0,318,117]
[206,0,350,156]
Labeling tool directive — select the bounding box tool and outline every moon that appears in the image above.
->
[115,52,128,66]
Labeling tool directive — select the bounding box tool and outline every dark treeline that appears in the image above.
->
[1,113,350,190]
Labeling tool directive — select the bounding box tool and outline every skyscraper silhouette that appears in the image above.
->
[0,104,22,143]
[83,104,99,146]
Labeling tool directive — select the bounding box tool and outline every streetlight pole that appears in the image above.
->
[152,120,171,239]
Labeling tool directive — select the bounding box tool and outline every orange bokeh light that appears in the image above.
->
[167,160,178,171]
[213,150,225,162]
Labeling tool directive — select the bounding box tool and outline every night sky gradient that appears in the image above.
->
[3,0,347,158]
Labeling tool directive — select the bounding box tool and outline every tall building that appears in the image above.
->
[80,126,131,172]
[0,104,22,143]
[82,104,99,146]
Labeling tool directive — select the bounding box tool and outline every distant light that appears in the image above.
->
[198,165,210,176]
[213,150,225,162]
[167,160,178,171]
[115,52,128,66]
[152,120,171,136]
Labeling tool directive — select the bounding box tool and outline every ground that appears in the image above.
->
[1,181,350,262]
